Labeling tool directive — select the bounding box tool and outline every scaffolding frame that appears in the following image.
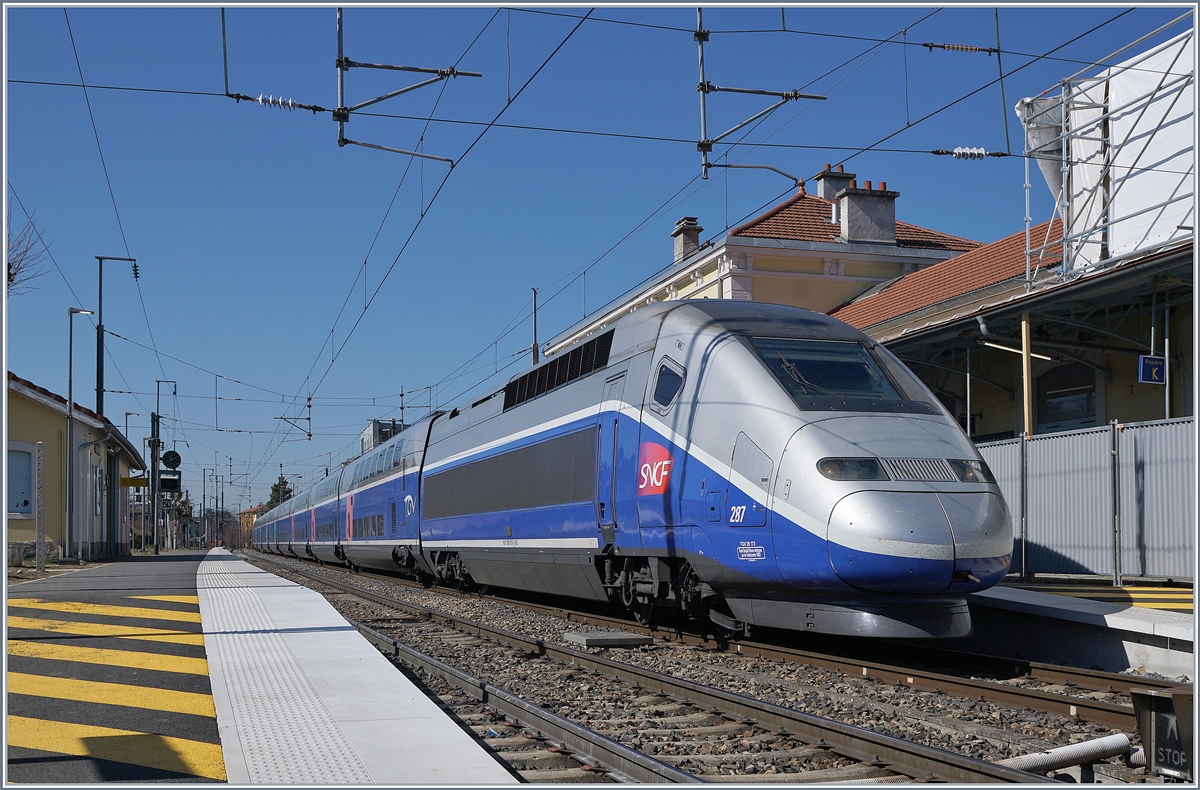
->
[1020,17,1194,288]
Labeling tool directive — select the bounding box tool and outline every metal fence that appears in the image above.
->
[977,417,1195,581]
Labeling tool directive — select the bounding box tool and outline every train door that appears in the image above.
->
[637,357,687,535]
[596,373,626,546]
[724,433,770,528]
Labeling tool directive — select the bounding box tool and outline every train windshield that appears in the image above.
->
[749,337,942,415]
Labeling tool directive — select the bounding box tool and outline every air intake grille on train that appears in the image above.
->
[503,330,615,411]
[881,458,957,482]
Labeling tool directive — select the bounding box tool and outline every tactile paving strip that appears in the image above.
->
[198,560,374,783]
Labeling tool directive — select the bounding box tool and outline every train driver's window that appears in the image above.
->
[650,359,685,415]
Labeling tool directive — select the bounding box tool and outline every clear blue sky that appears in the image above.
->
[5,4,1192,509]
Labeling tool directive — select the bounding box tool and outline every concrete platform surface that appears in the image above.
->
[972,586,1194,642]
[962,586,1194,678]
[198,549,517,784]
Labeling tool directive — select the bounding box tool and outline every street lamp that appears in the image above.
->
[124,412,139,438]
[202,468,213,549]
[95,255,135,416]
[67,307,94,561]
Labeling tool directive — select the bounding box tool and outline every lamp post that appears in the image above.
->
[202,468,213,549]
[67,307,94,561]
[124,411,139,438]
[95,256,135,417]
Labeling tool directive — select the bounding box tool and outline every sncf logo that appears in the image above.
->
[638,443,674,496]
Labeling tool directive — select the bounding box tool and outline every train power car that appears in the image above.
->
[252,301,1012,638]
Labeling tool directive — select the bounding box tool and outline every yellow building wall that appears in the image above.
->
[754,277,876,314]
[8,389,138,553]
[6,394,66,545]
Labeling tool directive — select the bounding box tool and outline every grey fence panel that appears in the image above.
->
[978,417,1195,580]
[977,440,1023,571]
[1118,418,1196,579]
[1025,427,1114,575]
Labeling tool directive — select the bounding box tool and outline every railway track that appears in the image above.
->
[249,550,1173,731]
[246,551,1145,783]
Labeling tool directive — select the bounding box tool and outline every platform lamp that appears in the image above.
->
[67,307,94,561]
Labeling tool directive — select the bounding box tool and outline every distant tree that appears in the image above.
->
[7,205,48,295]
[267,476,293,509]
[172,496,193,521]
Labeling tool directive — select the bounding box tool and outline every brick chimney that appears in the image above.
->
[671,217,703,265]
[812,164,856,200]
[837,180,900,244]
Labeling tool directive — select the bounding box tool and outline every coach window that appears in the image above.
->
[649,358,686,415]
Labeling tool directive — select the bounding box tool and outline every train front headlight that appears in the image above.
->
[816,457,889,481]
[947,459,996,483]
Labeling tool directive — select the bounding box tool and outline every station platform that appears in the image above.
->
[1000,579,1193,613]
[958,583,1194,679]
[7,549,518,784]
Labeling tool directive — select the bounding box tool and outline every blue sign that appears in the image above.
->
[1139,355,1166,384]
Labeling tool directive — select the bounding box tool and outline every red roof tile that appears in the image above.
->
[8,370,104,422]
[830,220,1063,329]
[729,191,981,252]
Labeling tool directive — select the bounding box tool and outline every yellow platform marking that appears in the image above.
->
[6,715,226,781]
[7,640,209,676]
[128,595,200,605]
[1015,586,1193,611]
[8,672,216,717]
[7,615,204,646]
[9,598,201,623]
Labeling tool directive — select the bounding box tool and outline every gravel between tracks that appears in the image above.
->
[245,553,1138,774]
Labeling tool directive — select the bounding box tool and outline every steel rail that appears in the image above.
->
[350,620,699,783]
[468,591,1180,705]
[258,552,1171,728]
[254,552,1175,727]
[398,581,1153,727]
[261,556,1047,783]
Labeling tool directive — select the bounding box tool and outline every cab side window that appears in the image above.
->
[650,359,685,414]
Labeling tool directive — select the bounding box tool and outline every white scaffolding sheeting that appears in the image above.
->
[1107,32,1194,258]
[1018,28,1195,275]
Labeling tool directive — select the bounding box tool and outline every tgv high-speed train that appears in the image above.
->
[253,301,1012,638]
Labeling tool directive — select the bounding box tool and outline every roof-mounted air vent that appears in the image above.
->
[503,330,614,411]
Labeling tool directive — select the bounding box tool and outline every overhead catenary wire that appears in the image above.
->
[251,10,593,485]
[507,6,1180,74]
[836,9,1136,167]
[256,10,504,482]
[293,10,504,401]
[530,8,939,326]
[7,183,156,422]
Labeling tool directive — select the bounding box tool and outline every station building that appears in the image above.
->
[7,371,145,563]
[545,166,981,357]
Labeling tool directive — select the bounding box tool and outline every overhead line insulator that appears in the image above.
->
[932,147,1008,159]
[923,42,998,54]
[226,92,327,114]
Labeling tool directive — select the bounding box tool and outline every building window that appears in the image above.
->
[8,449,32,514]
[1037,363,1097,431]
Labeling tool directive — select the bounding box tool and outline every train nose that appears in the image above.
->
[826,491,955,593]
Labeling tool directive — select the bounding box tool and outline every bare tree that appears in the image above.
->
[7,205,48,295]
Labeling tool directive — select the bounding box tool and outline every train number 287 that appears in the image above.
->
[729,505,747,523]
